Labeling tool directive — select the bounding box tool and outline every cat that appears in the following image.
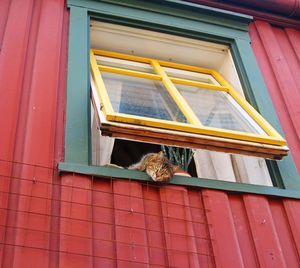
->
[128,151,174,182]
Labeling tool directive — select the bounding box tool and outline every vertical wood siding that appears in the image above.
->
[0,1,300,267]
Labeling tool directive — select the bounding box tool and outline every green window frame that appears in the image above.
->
[59,0,300,198]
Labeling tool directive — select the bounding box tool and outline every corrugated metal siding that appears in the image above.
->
[1,1,300,267]
[0,0,67,267]
[3,169,300,267]
[249,21,300,173]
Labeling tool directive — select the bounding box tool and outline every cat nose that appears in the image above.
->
[156,176,162,181]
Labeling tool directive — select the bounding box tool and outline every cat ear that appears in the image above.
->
[157,151,165,159]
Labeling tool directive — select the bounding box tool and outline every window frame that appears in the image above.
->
[90,48,287,160]
[60,0,300,198]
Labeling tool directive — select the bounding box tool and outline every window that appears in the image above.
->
[90,48,287,160]
[61,0,300,196]
[89,22,284,187]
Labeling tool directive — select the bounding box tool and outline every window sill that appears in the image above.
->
[59,161,300,199]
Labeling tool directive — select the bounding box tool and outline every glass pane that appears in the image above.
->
[96,56,154,73]
[176,84,267,134]
[102,72,187,122]
[163,67,219,85]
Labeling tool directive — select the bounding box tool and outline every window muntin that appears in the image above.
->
[96,56,155,73]
[102,72,187,122]
[91,49,286,149]
[176,84,266,134]
[163,67,220,85]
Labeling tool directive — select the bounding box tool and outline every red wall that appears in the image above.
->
[1,0,300,267]
[249,21,300,173]
[0,0,67,266]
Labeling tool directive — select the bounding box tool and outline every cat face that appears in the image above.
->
[145,151,174,182]
[128,151,174,182]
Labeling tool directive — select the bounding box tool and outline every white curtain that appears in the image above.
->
[91,106,115,166]
[193,150,272,186]
[231,154,272,186]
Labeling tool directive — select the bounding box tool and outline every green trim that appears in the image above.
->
[64,0,300,195]
[68,0,252,31]
[90,13,238,45]
[59,162,300,199]
[266,160,284,188]
[163,0,252,21]
[65,6,90,164]
[232,38,300,190]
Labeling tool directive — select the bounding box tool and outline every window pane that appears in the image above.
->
[96,56,154,73]
[163,67,219,85]
[176,84,267,134]
[102,72,187,122]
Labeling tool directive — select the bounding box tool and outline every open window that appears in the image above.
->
[88,21,288,187]
[61,0,300,195]
[90,22,287,160]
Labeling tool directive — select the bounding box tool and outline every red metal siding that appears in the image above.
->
[1,1,300,268]
[249,21,300,173]
[0,0,67,267]
[4,170,300,267]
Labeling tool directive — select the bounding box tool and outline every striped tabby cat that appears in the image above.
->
[128,151,174,182]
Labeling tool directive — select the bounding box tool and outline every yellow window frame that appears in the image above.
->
[90,48,287,156]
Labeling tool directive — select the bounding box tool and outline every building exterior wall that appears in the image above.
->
[0,0,300,267]
[0,0,68,266]
[249,21,300,174]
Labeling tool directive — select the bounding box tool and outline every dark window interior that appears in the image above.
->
[110,139,197,177]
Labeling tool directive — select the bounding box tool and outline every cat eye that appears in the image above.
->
[90,49,288,160]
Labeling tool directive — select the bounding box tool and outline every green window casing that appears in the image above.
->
[59,0,300,198]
